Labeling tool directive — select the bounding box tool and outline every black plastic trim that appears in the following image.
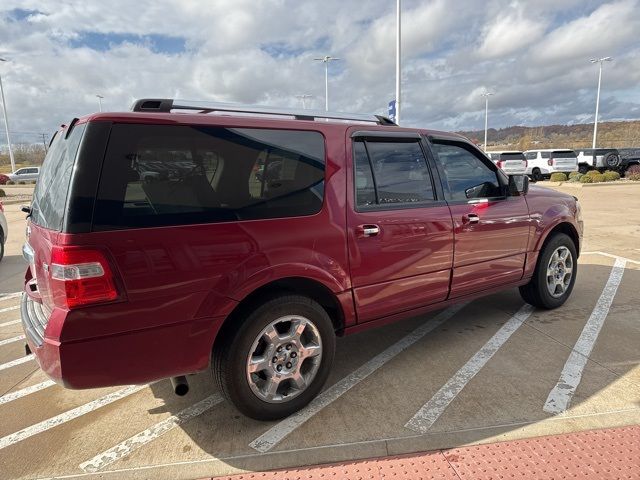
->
[62,121,112,234]
[131,98,174,112]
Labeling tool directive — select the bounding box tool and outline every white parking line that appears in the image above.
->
[0,354,33,372]
[0,305,19,314]
[544,258,626,414]
[79,393,224,472]
[249,303,469,453]
[0,293,22,301]
[0,384,147,450]
[0,334,25,347]
[405,304,534,433]
[0,319,20,328]
[0,380,56,406]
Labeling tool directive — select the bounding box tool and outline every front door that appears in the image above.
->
[429,139,531,298]
[347,132,454,323]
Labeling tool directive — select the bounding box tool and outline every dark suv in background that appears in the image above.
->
[21,99,583,420]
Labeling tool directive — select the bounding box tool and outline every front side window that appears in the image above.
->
[431,142,502,202]
[353,139,435,208]
[93,125,325,230]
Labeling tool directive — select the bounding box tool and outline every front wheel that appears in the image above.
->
[212,295,336,420]
[519,233,577,309]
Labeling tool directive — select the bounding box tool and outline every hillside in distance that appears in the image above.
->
[457,120,640,150]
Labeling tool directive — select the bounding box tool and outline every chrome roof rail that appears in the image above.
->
[131,98,397,125]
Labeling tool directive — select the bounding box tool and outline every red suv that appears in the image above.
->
[21,99,583,420]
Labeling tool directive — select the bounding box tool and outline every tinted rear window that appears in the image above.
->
[500,153,525,160]
[552,151,577,158]
[93,124,325,230]
[31,123,86,230]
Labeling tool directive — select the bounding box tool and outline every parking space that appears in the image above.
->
[0,195,639,479]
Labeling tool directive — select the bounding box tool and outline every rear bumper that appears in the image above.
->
[21,293,226,389]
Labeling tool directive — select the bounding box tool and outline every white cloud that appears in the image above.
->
[0,0,638,145]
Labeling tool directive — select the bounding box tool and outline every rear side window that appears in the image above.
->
[31,124,86,230]
[353,139,435,208]
[93,124,325,230]
[524,152,537,160]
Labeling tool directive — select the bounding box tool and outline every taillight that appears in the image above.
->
[548,158,554,166]
[49,247,119,309]
[0,202,3,212]
[523,160,528,168]
[496,160,504,169]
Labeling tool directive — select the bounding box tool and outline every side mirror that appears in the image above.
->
[508,175,529,196]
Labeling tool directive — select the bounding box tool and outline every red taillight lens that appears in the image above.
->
[496,160,504,169]
[523,160,528,168]
[0,202,3,212]
[50,247,119,309]
[548,158,554,166]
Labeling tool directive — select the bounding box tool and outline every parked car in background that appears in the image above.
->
[20,99,582,420]
[7,166,40,183]
[524,149,578,181]
[0,201,7,261]
[486,151,527,175]
[576,148,621,173]
[617,148,640,176]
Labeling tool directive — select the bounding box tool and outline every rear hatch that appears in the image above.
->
[549,150,577,171]
[24,122,86,322]
[497,152,527,174]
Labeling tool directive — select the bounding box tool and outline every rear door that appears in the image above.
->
[551,150,578,171]
[499,152,527,174]
[429,139,530,298]
[346,131,453,323]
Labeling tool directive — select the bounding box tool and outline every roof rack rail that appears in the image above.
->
[131,98,397,126]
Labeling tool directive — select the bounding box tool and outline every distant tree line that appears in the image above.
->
[0,143,47,170]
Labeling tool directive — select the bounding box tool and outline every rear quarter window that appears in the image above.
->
[93,124,325,230]
[31,124,86,231]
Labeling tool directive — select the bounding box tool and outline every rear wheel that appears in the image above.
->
[519,233,577,309]
[212,294,336,420]
[531,168,543,182]
[578,164,589,175]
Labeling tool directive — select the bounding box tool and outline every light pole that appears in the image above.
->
[481,92,493,151]
[590,57,612,149]
[96,94,104,112]
[295,94,314,109]
[0,58,15,172]
[395,0,402,125]
[313,56,339,111]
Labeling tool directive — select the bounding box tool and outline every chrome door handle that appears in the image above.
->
[358,224,380,237]
[463,214,480,224]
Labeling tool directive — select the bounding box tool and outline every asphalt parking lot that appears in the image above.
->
[0,185,639,480]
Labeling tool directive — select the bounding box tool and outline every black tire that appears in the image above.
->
[531,168,543,182]
[212,294,336,420]
[0,230,4,262]
[604,153,620,168]
[578,164,589,175]
[519,233,577,309]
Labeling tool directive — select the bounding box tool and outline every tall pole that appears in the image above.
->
[395,0,401,125]
[0,58,15,172]
[314,56,339,112]
[96,94,104,112]
[591,57,611,149]
[481,92,493,151]
[324,61,329,111]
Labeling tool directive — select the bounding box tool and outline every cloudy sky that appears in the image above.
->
[0,0,639,144]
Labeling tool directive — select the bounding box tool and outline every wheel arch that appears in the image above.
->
[212,277,349,359]
[538,221,580,257]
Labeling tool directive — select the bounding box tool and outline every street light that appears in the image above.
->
[295,94,314,109]
[481,92,494,151]
[395,0,402,125]
[0,58,16,172]
[96,94,104,112]
[590,57,612,149]
[313,56,339,111]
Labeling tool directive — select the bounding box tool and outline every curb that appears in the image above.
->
[538,181,640,188]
